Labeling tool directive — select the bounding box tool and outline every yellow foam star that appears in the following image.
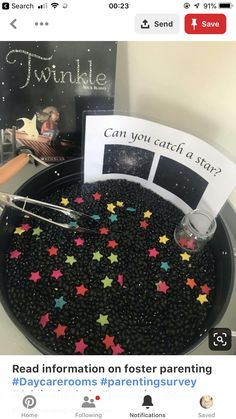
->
[180,252,191,261]
[14,227,25,235]
[159,235,169,244]
[143,210,152,218]
[116,201,124,207]
[107,203,116,213]
[196,294,208,304]
[61,197,69,206]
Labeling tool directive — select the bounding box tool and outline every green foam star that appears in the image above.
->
[92,251,103,261]
[160,261,170,272]
[54,296,67,309]
[91,214,101,221]
[109,214,118,222]
[65,255,77,265]
[101,276,113,288]
[32,227,43,236]
[108,253,118,264]
[96,314,109,326]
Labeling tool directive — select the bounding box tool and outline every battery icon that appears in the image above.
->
[218,2,233,7]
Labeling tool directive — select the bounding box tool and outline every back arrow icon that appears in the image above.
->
[10,19,17,29]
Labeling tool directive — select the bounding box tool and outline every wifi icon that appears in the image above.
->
[51,2,59,8]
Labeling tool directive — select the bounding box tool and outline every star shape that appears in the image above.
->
[97,314,109,326]
[126,207,136,212]
[92,251,103,261]
[99,227,109,235]
[61,197,69,206]
[55,296,67,309]
[54,323,67,338]
[156,280,169,294]
[148,247,159,258]
[178,237,188,247]
[74,196,84,204]
[116,201,124,207]
[111,344,124,355]
[10,249,21,259]
[186,239,196,250]
[65,255,77,265]
[51,269,63,279]
[29,271,41,283]
[74,338,88,354]
[160,261,170,272]
[21,223,31,231]
[32,227,43,236]
[109,214,118,222]
[196,294,208,304]
[14,226,25,235]
[101,276,113,288]
[103,335,115,349]
[68,221,78,228]
[144,210,152,218]
[92,192,102,201]
[140,220,149,229]
[159,235,169,244]
[91,214,101,221]
[107,203,116,213]
[117,274,124,286]
[76,284,88,296]
[186,278,197,289]
[39,313,49,328]
[74,237,85,247]
[180,252,191,261]
[107,240,118,249]
[200,284,211,295]
[48,246,58,256]
[108,253,118,264]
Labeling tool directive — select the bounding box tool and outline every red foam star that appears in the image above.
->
[117,274,124,286]
[29,271,41,283]
[93,192,102,201]
[76,284,88,296]
[74,338,88,354]
[100,227,109,235]
[21,223,31,232]
[74,197,84,204]
[54,324,67,338]
[107,240,118,249]
[51,269,63,280]
[10,249,21,259]
[140,220,149,229]
[48,246,58,256]
[111,343,124,355]
[148,248,159,257]
[74,237,85,247]
[39,313,49,328]
[178,237,188,247]
[186,278,197,289]
[103,335,115,349]
[186,239,196,250]
[156,281,169,294]
[200,284,211,295]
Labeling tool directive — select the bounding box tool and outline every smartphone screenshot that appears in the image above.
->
[0,1,235,418]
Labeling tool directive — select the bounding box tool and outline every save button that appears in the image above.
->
[185,14,226,34]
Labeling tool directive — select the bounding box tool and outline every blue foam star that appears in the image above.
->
[91,214,101,221]
[160,261,170,272]
[109,214,118,222]
[126,207,136,212]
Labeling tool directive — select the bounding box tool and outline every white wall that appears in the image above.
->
[115,42,236,210]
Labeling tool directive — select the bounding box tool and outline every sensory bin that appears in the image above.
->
[5,179,216,354]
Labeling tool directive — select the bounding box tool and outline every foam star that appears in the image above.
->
[200,284,211,295]
[61,197,69,206]
[160,261,170,272]
[101,276,113,288]
[32,227,43,236]
[186,239,196,250]
[178,237,188,247]
[92,251,103,261]
[97,314,109,326]
[186,278,197,289]
[140,220,149,229]
[144,210,152,218]
[74,338,88,354]
[103,335,115,349]
[180,252,191,261]
[117,274,124,286]
[148,248,159,258]
[74,237,85,247]
[99,227,109,235]
[55,296,67,309]
[21,223,31,231]
[159,235,169,244]
[76,284,88,296]
[196,294,208,304]
[74,197,84,204]
[107,240,118,249]
[29,271,41,283]
[91,214,101,221]
[51,269,63,279]
[68,221,78,228]
[10,249,21,259]
[54,323,67,338]
[48,246,58,256]
[65,255,77,265]
[108,253,118,264]
[116,201,124,207]
[112,344,124,355]
[156,280,169,294]
[14,227,25,235]
[109,214,118,222]
[107,203,116,213]
[92,192,102,201]
[126,207,136,212]
[39,313,49,328]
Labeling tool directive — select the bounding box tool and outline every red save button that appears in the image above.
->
[185,14,226,34]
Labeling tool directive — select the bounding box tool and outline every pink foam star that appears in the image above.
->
[140,220,149,229]
[74,237,85,247]
[74,338,88,354]
[117,274,124,286]
[21,223,31,232]
[93,192,102,201]
[29,271,41,283]
[99,227,109,235]
[39,313,50,328]
[10,249,21,259]
[186,239,196,250]
[148,248,159,257]
[74,197,84,204]
[200,284,212,295]
[178,237,188,247]
[111,344,124,355]
[51,269,63,279]
[156,281,169,294]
